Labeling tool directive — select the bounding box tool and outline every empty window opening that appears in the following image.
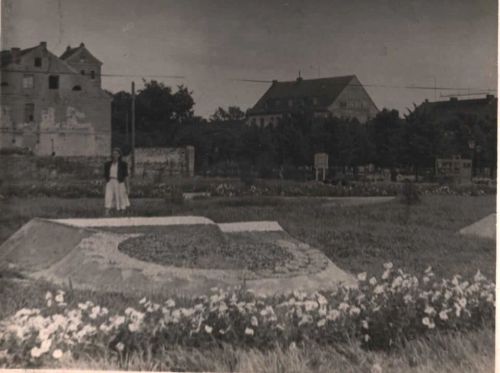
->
[72,85,82,91]
[23,74,34,89]
[49,75,59,89]
[90,70,96,79]
[24,103,35,122]
[34,57,42,67]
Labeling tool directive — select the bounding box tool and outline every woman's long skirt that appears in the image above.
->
[105,179,130,210]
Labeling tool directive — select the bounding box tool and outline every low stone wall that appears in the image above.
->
[134,146,195,180]
[0,155,106,182]
[0,145,195,183]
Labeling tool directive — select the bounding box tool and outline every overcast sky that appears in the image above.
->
[2,0,497,118]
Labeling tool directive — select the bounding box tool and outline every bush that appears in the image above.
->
[0,265,494,367]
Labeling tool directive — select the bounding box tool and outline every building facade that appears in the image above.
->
[246,75,379,126]
[0,42,111,156]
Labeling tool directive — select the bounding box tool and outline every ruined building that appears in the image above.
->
[0,42,111,156]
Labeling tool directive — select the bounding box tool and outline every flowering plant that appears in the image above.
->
[0,265,494,367]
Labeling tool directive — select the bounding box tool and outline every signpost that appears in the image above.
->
[314,153,328,181]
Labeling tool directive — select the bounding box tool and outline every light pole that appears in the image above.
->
[468,139,475,181]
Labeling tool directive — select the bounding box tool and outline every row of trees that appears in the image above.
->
[111,81,497,179]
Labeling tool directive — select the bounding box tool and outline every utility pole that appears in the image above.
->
[131,81,136,177]
[125,112,129,147]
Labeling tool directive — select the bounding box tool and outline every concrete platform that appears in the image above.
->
[0,217,355,296]
[459,213,496,241]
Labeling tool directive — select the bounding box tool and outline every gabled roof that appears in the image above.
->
[60,43,102,65]
[0,46,37,67]
[248,75,356,115]
[59,46,80,60]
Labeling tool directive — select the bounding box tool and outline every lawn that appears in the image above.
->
[0,194,495,372]
[1,194,495,279]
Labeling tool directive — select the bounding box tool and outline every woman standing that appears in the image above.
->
[104,147,130,216]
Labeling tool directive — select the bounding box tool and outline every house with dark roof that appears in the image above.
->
[414,95,497,122]
[0,42,111,156]
[246,75,379,126]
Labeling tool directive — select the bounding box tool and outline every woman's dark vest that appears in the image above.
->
[104,161,128,183]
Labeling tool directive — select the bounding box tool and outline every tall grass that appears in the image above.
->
[40,328,493,372]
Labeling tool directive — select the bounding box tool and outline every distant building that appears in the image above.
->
[246,75,379,126]
[435,156,472,184]
[0,42,111,156]
[415,95,497,122]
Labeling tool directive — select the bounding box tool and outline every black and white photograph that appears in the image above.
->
[0,0,497,371]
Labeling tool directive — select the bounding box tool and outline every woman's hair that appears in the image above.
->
[111,147,122,160]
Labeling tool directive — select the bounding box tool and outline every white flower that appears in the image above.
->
[45,292,53,300]
[139,297,147,304]
[339,302,349,311]
[47,299,53,307]
[357,272,367,281]
[251,316,258,327]
[316,293,328,306]
[31,347,43,358]
[374,285,385,294]
[52,349,63,359]
[371,363,382,373]
[474,270,486,282]
[439,310,448,320]
[424,266,432,274]
[424,305,435,315]
[204,325,213,334]
[116,342,125,352]
[458,298,467,308]
[165,299,176,308]
[364,334,370,342]
[327,309,340,321]
[218,302,228,313]
[55,293,64,303]
[403,294,413,304]
[245,327,254,336]
[304,300,318,311]
[422,317,435,329]
[391,276,403,288]
[369,277,377,286]
[317,319,326,327]
[423,276,430,284]
[349,306,361,316]
[128,322,141,332]
[383,262,393,270]
[111,315,125,327]
[381,270,390,280]
[362,320,369,329]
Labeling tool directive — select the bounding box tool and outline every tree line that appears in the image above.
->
[111,80,497,180]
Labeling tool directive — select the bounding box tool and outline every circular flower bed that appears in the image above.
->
[113,225,293,270]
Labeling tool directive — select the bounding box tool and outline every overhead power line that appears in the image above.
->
[2,68,497,93]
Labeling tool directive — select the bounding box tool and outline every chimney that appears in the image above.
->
[79,42,85,47]
[39,41,47,49]
[10,48,21,64]
[449,97,458,102]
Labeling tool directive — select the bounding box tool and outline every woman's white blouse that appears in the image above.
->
[109,162,118,179]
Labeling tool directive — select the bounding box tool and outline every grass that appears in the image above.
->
[109,225,292,270]
[0,194,495,371]
[29,328,496,372]
[1,194,495,279]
